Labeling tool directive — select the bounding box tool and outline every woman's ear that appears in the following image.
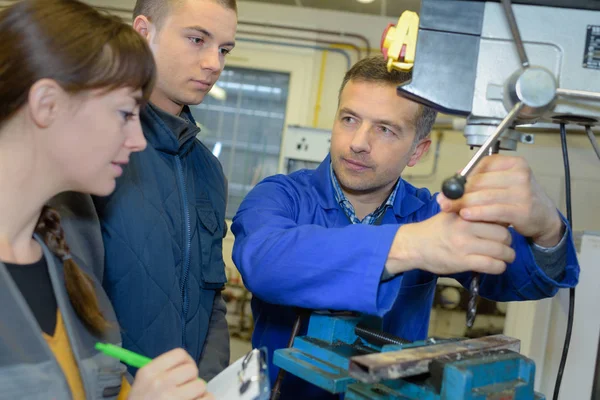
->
[27,79,64,128]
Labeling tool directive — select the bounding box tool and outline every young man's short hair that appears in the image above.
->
[133,0,237,29]
[339,55,438,142]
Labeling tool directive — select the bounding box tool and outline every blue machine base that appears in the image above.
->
[274,313,546,400]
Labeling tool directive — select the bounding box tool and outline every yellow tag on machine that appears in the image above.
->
[380,11,419,73]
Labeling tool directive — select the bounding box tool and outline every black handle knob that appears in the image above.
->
[442,174,467,200]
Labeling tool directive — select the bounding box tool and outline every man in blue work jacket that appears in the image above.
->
[231,56,580,399]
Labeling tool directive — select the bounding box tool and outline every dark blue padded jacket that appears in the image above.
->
[93,103,229,377]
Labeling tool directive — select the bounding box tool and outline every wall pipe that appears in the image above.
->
[313,50,328,127]
[236,37,352,70]
[92,5,356,127]
[237,30,361,60]
[93,5,371,57]
[239,21,371,58]
[92,6,354,68]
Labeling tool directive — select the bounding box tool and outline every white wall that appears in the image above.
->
[537,232,600,399]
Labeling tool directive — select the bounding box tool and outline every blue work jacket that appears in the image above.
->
[93,103,229,377]
[231,154,579,399]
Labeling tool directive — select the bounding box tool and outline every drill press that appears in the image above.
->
[272,1,600,399]
[382,0,600,328]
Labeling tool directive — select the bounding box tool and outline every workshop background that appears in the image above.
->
[1,0,597,397]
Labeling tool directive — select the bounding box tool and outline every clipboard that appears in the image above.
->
[207,348,271,400]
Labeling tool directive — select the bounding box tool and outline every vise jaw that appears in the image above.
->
[273,313,545,399]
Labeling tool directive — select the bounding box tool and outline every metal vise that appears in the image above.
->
[273,313,544,399]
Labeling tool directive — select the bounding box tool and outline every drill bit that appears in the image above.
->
[466,273,480,328]
[465,141,501,328]
[441,104,523,328]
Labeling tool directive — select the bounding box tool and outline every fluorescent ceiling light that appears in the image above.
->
[356,0,375,3]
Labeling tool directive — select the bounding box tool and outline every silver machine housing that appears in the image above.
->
[398,0,600,151]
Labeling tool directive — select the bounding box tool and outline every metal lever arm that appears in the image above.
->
[501,0,529,68]
[556,88,600,102]
[442,102,524,199]
[586,126,600,161]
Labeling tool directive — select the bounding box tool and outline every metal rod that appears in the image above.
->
[239,20,372,57]
[501,0,529,68]
[466,143,500,329]
[586,126,600,161]
[235,38,352,70]
[459,102,524,178]
[355,325,411,347]
[92,4,373,56]
[270,311,307,400]
[556,88,600,102]
[237,30,362,59]
[467,274,480,328]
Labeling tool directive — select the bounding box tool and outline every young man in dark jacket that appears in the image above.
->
[91,0,237,380]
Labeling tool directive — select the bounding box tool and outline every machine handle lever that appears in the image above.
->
[441,102,523,329]
[556,88,600,103]
[442,102,524,200]
[501,0,529,68]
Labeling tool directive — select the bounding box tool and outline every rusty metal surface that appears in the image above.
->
[348,335,521,383]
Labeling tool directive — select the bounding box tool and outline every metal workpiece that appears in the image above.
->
[348,334,521,383]
[355,325,411,347]
[346,361,545,400]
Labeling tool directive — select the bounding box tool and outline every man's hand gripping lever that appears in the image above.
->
[441,102,524,328]
[440,0,534,328]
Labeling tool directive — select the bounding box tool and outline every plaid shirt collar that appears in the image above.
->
[329,161,400,225]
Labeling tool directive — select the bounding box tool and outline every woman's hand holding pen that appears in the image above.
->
[129,348,214,400]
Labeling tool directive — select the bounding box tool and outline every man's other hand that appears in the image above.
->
[437,155,564,247]
[386,212,516,276]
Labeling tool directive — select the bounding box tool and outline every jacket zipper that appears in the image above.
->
[175,156,191,348]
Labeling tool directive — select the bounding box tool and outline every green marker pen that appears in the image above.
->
[95,342,152,369]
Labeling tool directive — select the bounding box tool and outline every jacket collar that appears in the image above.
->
[311,154,425,218]
[140,102,200,155]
